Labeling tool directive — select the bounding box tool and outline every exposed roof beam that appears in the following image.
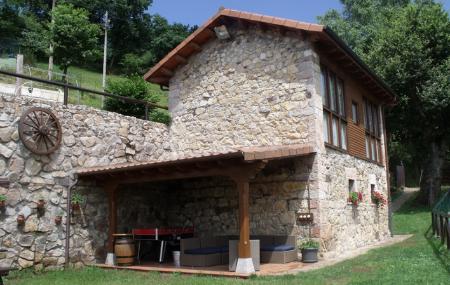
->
[188,42,202,52]
[174,54,187,64]
[160,68,174,77]
[150,77,170,84]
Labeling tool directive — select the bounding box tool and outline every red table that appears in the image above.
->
[132,227,194,263]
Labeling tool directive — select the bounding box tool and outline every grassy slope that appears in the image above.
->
[0,60,168,108]
[7,196,449,285]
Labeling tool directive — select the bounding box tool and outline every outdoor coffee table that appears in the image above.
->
[132,227,194,263]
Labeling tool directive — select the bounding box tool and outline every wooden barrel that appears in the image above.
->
[114,238,135,266]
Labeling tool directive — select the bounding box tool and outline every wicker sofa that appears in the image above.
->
[180,236,229,267]
[253,235,298,264]
[180,235,297,267]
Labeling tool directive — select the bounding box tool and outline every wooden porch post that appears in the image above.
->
[230,161,266,274]
[105,182,118,253]
[237,178,251,259]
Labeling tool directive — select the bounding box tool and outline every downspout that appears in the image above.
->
[382,108,393,237]
[65,174,78,268]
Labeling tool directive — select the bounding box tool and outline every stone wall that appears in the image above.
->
[0,94,170,270]
[317,149,390,256]
[168,25,322,155]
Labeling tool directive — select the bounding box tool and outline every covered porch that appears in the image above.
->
[76,145,315,275]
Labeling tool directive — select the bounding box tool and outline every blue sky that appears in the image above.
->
[150,0,450,26]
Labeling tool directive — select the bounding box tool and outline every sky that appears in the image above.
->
[150,0,450,26]
[150,0,343,26]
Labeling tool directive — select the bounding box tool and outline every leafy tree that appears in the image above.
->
[49,4,101,77]
[105,76,169,124]
[320,0,450,205]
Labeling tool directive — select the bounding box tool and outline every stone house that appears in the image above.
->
[0,8,395,274]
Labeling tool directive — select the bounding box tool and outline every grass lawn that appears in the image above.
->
[6,196,449,285]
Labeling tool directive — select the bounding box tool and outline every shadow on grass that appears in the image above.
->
[424,224,450,275]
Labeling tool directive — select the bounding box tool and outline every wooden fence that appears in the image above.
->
[431,190,450,250]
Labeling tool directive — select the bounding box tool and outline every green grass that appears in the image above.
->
[6,194,449,285]
[0,59,168,109]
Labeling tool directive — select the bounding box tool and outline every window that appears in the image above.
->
[370,184,376,203]
[321,66,347,150]
[351,101,358,124]
[364,98,382,163]
[349,179,356,194]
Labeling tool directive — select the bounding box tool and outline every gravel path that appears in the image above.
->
[392,187,419,212]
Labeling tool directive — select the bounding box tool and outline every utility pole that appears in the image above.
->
[101,10,109,108]
[48,0,56,80]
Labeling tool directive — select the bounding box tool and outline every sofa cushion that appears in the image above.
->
[185,246,228,255]
[260,244,295,252]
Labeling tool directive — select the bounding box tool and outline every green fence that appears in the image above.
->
[431,189,450,249]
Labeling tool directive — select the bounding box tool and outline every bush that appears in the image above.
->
[299,240,320,250]
[104,76,169,123]
[149,109,171,125]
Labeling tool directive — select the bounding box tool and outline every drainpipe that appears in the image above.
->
[65,174,78,268]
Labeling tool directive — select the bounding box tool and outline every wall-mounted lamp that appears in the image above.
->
[214,25,230,40]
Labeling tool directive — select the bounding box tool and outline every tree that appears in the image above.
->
[320,0,450,205]
[49,4,101,78]
[0,1,26,53]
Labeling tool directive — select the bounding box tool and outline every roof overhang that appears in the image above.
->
[144,8,396,105]
[77,144,315,184]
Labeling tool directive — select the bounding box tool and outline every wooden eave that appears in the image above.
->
[76,144,315,184]
[143,8,396,105]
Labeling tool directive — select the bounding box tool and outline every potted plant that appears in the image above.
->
[17,214,25,225]
[348,191,363,206]
[299,239,320,263]
[0,194,6,208]
[372,191,387,208]
[55,211,63,225]
[71,193,85,211]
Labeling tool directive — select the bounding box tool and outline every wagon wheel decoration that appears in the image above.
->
[18,107,62,155]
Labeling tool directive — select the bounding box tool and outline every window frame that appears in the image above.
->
[351,101,359,124]
[364,98,382,163]
[321,65,348,151]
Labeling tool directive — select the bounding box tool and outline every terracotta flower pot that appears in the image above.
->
[17,214,25,225]
[0,200,5,208]
[72,203,80,211]
[37,199,45,209]
[55,216,62,225]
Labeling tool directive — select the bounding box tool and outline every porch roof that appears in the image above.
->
[76,144,315,180]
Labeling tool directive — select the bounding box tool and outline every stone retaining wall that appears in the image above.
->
[0,94,170,270]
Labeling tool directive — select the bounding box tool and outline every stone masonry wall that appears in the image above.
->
[0,94,170,270]
[317,149,390,257]
[168,25,322,155]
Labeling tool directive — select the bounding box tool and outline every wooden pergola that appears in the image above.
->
[77,145,314,273]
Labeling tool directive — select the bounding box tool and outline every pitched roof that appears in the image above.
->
[144,8,395,104]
